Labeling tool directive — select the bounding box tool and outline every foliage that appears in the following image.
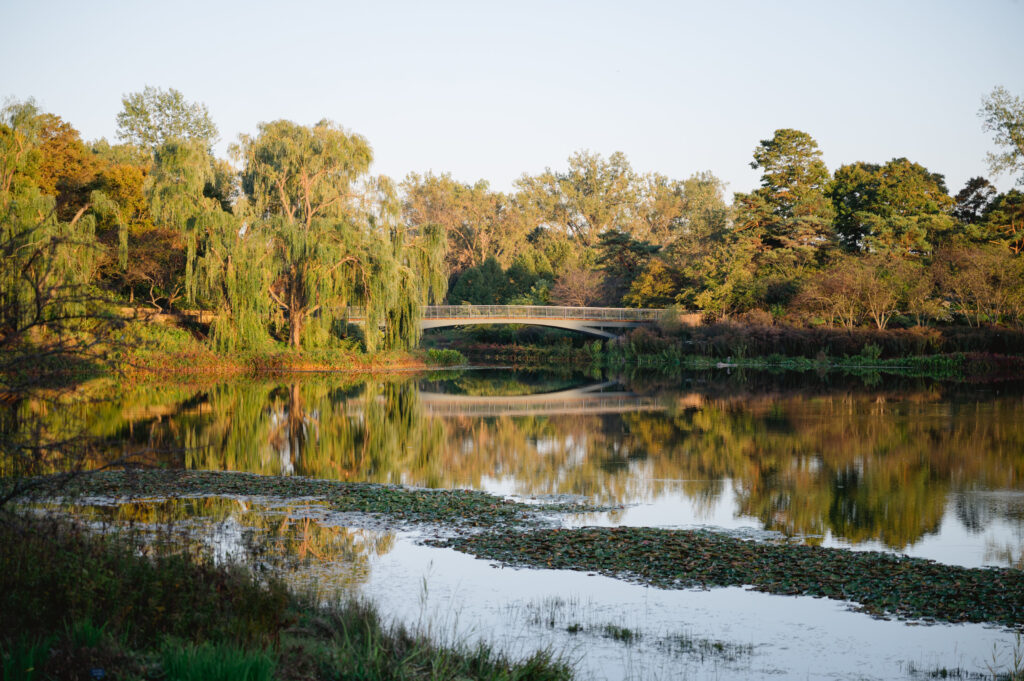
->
[739,128,835,255]
[980,86,1024,186]
[952,176,998,226]
[0,102,116,390]
[830,158,954,253]
[234,121,446,351]
[449,256,509,304]
[424,348,466,366]
[986,190,1024,254]
[516,150,638,247]
[596,228,660,303]
[116,86,219,152]
[550,266,604,306]
[0,515,573,681]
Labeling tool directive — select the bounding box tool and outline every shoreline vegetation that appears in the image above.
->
[112,316,1024,384]
[9,470,1024,632]
[1,513,572,681]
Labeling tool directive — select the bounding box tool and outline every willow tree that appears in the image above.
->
[235,120,446,351]
[1,101,106,383]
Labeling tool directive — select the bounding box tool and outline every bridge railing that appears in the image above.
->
[344,305,664,322]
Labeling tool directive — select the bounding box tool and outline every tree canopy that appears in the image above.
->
[116,86,219,152]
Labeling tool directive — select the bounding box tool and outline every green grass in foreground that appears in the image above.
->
[0,514,572,681]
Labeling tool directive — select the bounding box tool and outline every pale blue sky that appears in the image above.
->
[2,0,1022,197]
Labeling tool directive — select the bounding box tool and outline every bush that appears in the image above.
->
[425,348,466,366]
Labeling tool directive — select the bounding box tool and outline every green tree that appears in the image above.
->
[0,101,108,383]
[402,173,529,277]
[739,128,835,253]
[980,86,1024,186]
[116,86,219,152]
[952,177,997,226]
[984,190,1024,254]
[596,229,660,304]
[516,150,639,247]
[623,259,678,307]
[447,257,507,304]
[830,158,954,253]
[235,120,445,351]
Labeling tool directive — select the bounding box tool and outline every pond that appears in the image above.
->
[24,368,1024,680]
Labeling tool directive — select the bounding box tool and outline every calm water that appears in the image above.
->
[31,369,1024,679]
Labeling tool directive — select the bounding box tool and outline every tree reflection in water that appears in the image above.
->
[54,497,395,594]
[11,371,1024,553]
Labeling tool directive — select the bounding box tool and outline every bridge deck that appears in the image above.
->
[346,305,664,322]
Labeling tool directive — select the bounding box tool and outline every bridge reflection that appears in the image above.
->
[417,381,667,417]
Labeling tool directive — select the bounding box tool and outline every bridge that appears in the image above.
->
[347,305,667,338]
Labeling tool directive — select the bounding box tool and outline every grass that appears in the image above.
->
[160,641,276,681]
[0,513,573,681]
[656,632,753,663]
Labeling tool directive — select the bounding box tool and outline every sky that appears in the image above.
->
[2,0,1023,198]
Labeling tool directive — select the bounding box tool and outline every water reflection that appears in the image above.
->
[60,497,396,592]
[8,370,1024,560]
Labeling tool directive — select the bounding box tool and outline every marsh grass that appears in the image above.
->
[160,640,276,681]
[0,514,573,681]
[656,631,753,663]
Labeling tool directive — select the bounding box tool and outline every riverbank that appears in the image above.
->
[68,322,466,385]
[0,513,571,681]
[457,341,1024,382]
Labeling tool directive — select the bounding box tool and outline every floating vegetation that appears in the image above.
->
[15,469,603,528]
[435,527,1024,629]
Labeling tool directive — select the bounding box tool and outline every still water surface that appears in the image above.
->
[64,370,1024,678]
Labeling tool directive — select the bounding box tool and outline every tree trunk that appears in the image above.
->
[289,309,303,349]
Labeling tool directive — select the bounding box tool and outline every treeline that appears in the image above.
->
[418,126,1024,332]
[3,86,1023,362]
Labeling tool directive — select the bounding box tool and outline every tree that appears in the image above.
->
[235,120,445,351]
[0,101,111,387]
[984,190,1024,254]
[980,86,1024,186]
[550,267,604,307]
[952,177,997,226]
[116,86,219,152]
[34,113,101,222]
[596,229,660,304]
[742,128,835,253]
[830,158,954,254]
[402,173,530,277]
[623,259,678,308]
[516,150,639,247]
[935,246,1023,326]
[447,257,507,304]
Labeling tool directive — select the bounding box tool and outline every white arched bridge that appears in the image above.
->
[346,305,667,339]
